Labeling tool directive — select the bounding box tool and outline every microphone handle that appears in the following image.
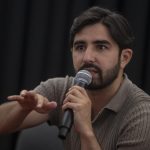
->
[58,81,87,139]
[58,108,73,139]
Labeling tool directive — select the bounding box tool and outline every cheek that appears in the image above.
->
[100,56,119,71]
[72,53,83,69]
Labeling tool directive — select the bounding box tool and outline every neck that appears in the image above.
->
[87,73,124,118]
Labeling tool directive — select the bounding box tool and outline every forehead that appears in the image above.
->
[74,23,118,46]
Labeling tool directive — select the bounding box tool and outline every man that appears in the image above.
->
[0,6,150,150]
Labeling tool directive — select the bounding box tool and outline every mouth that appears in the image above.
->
[83,67,98,73]
[79,63,100,77]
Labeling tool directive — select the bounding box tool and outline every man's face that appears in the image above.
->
[72,23,121,90]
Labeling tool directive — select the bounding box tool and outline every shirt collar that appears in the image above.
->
[104,74,132,113]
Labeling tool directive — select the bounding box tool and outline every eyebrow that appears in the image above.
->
[93,40,111,46]
[73,40,111,46]
[73,40,85,46]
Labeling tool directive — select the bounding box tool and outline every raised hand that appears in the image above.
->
[7,90,57,114]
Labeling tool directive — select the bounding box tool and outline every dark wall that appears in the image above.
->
[0,0,150,149]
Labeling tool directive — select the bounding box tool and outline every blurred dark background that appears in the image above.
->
[0,0,150,150]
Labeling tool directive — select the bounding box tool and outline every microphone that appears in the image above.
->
[58,70,92,139]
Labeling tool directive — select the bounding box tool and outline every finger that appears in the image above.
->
[73,86,88,96]
[7,95,24,101]
[36,98,44,108]
[26,90,37,96]
[66,89,87,104]
[62,102,78,111]
[43,101,57,110]
[36,101,57,113]
[35,94,48,108]
[66,89,81,99]
[63,94,78,104]
[20,90,28,96]
[21,90,37,101]
[68,86,87,97]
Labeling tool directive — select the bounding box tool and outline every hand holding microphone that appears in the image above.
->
[58,70,92,139]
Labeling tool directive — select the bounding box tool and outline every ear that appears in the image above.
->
[120,49,133,69]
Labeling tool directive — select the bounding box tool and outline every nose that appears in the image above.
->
[83,47,96,63]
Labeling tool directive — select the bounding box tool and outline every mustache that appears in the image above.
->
[79,63,101,72]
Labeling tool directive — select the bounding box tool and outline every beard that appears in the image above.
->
[77,60,120,90]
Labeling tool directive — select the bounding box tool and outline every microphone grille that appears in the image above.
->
[74,70,92,86]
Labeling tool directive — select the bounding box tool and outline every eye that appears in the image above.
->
[96,44,108,51]
[74,44,86,52]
